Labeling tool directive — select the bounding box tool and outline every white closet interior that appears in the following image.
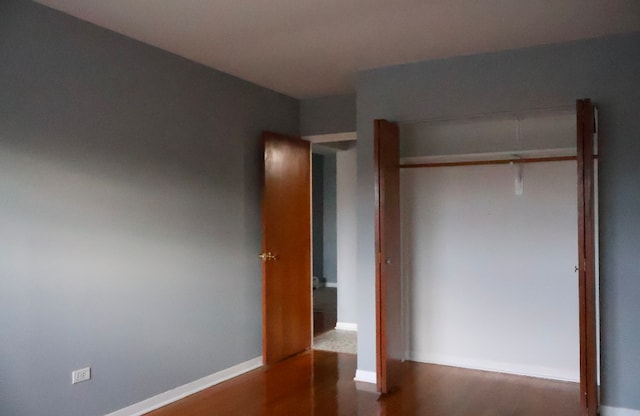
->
[399,109,581,382]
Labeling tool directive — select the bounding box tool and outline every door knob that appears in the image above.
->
[385,259,392,265]
[259,252,276,261]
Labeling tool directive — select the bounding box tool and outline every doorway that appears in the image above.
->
[312,152,337,336]
[261,131,358,364]
[309,134,358,355]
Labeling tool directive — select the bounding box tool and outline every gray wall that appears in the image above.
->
[355,32,640,410]
[323,154,337,284]
[312,153,324,278]
[312,153,337,284]
[0,2,298,416]
[403,161,579,381]
[301,92,354,284]
[300,94,356,135]
[336,148,359,325]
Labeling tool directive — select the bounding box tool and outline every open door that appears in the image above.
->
[577,99,598,416]
[375,119,403,393]
[261,131,311,365]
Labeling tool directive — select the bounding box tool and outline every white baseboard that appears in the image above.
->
[105,356,263,416]
[354,369,377,384]
[409,351,579,383]
[325,282,338,288]
[335,322,357,331]
[601,406,640,416]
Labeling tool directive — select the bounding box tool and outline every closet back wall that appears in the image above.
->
[402,161,579,381]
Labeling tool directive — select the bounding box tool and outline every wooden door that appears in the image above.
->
[262,131,311,365]
[375,119,403,393]
[576,99,598,416]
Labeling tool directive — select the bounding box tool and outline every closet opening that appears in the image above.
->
[394,105,599,412]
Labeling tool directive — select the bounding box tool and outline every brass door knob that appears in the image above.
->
[259,252,276,261]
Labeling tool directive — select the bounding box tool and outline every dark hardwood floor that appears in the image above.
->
[147,350,580,416]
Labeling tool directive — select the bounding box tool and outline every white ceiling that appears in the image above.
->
[34,0,640,98]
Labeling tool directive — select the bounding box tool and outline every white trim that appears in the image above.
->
[105,357,263,416]
[601,406,640,416]
[354,369,377,384]
[325,282,338,288]
[335,322,358,331]
[409,352,579,383]
[303,132,357,143]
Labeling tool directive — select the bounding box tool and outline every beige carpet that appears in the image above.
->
[313,329,357,355]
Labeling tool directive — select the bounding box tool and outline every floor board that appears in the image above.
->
[146,350,580,416]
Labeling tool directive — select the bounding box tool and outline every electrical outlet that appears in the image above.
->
[72,367,91,384]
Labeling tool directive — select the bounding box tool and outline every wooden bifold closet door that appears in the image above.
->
[375,119,403,394]
[576,99,598,416]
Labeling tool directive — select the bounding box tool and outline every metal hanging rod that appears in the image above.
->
[399,155,599,169]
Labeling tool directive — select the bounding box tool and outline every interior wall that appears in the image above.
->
[0,2,299,416]
[312,154,325,279]
[336,147,359,325]
[312,153,338,284]
[301,92,356,289]
[356,32,640,410]
[400,111,576,158]
[323,154,337,284]
[402,161,579,381]
[300,94,357,136]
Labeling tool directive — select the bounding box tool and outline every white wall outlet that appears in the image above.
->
[72,367,91,384]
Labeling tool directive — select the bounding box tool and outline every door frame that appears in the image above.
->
[376,101,600,413]
[263,131,358,362]
[305,132,357,339]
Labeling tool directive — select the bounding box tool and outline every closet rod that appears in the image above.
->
[400,155,589,169]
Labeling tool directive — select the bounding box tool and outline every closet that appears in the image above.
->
[399,109,592,382]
